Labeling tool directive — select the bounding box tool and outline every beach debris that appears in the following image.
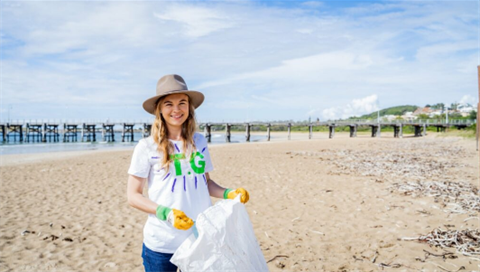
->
[274,261,285,269]
[266,254,289,263]
[61,225,66,229]
[264,231,269,238]
[402,228,480,257]
[21,230,30,236]
[43,234,60,241]
[432,263,465,272]
[49,223,53,227]
[390,180,479,215]
[310,230,324,235]
[378,262,402,268]
[371,251,378,263]
[416,209,432,216]
[291,217,300,222]
[352,255,363,261]
[415,249,457,262]
[63,237,73,242]
[292,141,468,182]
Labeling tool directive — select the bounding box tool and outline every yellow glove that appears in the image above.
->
[156,206,194,230]
[224,187,250,204]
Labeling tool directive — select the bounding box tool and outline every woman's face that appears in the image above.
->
[160,93,190,128]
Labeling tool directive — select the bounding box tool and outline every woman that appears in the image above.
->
[127,74,249,272]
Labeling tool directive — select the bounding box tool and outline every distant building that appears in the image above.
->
[402,111,416,120]
[413,107,433,116]
[457,103,475,113]
[383,115,397,121]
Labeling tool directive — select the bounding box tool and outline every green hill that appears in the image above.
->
[350,105,419,119]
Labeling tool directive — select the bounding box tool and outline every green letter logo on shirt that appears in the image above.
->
[190,152,205,174]
[170,154,185,176]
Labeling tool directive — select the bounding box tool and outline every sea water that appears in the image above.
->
[0,132,270,155]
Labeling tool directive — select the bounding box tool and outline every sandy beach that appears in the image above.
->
[1,132,479,271]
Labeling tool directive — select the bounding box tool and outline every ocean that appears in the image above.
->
[0,132,270,155]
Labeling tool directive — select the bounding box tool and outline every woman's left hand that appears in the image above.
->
[225,187,250,204]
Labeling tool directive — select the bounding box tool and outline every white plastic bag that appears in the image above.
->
[171,196,269,272]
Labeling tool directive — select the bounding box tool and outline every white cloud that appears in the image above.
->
[154,4,234,38]
[315,95,379,120]
[459,95,477,105]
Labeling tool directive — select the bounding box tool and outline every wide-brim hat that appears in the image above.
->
[142,74,204,115]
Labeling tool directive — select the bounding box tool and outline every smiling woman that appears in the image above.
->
[160,94,190,128]
[126,74,250,272]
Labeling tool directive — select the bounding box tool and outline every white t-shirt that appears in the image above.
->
[128,132,214,253]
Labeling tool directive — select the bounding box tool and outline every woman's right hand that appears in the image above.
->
[167,209,194,230]
[156,205,194,230]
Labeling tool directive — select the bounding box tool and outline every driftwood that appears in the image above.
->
[390,181,479,215]
[402,228,480,257]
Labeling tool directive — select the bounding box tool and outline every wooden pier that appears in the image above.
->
[0,120,151,143]
[199,119,476,143]
[0,119,476,144]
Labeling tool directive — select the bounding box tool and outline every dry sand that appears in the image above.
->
[1,132,479,271]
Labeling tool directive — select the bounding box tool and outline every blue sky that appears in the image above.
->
[1,0,478,123]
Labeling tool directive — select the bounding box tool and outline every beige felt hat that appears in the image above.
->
[142,74,204,115]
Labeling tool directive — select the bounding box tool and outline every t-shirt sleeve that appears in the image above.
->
[128,140,151,178]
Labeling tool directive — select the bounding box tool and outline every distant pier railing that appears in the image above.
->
[0,119,476,143]
[200,119,477,142]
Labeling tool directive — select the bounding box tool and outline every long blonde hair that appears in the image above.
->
[151,94,197,172]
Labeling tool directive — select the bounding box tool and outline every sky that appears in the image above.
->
[1,0,479,123]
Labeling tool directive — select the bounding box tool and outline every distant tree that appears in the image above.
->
[417,113,430,119]
[431,103,445,110]
[450,102,458,111]
[425,104,431,107]
[470,110,477,120]
[449,112,462,119]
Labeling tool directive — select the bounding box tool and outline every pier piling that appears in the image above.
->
[371,125,380,138]
[82,123,96,142]
[308,124,313,139]
[7,123,23,142]
[245,123,251,142]
[0,124,6,142]
[64,124,78,142]
[225,123,231,143]
[26,123,43,142]
[204,124,211,143]
[122,124,134,142]
[349,125,357,138]
[102,123,115,142]
[267,124,271,141]
[287,123,291,140]
[329,125,335,139]
[143,123,152,138]
[43,123,60,142]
